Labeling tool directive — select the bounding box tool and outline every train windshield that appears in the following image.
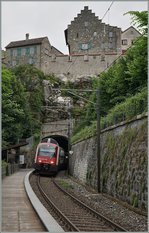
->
[38,145,56,157]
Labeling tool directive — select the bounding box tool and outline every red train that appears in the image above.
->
[33,138,67,175]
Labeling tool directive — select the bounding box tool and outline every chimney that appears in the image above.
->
[26,33,29,40]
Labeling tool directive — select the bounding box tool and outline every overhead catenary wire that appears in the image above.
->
[102,1,114,21]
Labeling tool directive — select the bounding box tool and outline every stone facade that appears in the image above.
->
[3,6,141,81]
[65,6,121,55]
[42,52,119,80]
[4,34,63,70]
[41,119,73,138]
[70,114,147,210]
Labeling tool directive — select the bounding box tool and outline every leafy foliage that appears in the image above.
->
[2,65,41,146]
[2,65,27,146]
[12,65,46,136]
[124,11,148,34]
[71,88,147,143]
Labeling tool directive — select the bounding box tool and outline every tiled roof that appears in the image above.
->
[5,37,48,49]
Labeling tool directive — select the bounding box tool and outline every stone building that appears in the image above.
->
[4,33,63,69]
[121,26,141,53]
[3,6,141,81]
[65,6,122,55]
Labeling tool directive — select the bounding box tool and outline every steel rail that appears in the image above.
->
[53,180,127,232]
[37,176,79,232]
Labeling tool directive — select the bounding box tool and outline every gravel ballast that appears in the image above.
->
[55,172,147,232]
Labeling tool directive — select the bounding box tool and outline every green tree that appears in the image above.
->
[2,65,26,146]
[12,64,45,135]
[124,11,148,34]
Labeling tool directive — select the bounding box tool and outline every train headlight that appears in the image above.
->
[50,161,54,164]
[38,160,42,163]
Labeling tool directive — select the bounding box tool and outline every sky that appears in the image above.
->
[1,1,148,54]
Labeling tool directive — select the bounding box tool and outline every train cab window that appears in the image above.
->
[38,145,56,157]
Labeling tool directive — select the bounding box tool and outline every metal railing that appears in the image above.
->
[101,99,147,129]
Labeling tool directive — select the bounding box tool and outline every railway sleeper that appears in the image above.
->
[78,226,114,231]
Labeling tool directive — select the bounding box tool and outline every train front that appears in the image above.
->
[33,142,59,175]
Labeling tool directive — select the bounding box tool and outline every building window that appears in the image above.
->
[10,49,13,56]
[93,31,97,37]
[30,47,35,55]
[82,44,88,50]
[80,43,91,50]
[17,48,21,56]
[122,39,128,45]
[84,21,88,27]
[76,33,79,38]
[22,48,26,56]
[13,50,17,57]
[26,47,30,55]
[34,46,37,54]
[130,30,134,34]
[109,32,113,37]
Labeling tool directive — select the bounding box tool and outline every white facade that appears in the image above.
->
[121,26,141,52]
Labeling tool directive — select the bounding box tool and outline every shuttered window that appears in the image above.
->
[17,48,21,56]
[26,47,30,55]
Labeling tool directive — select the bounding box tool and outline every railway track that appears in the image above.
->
[31,173,127,232]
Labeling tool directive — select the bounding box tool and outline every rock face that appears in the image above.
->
[42,76,93,122]
[70,115,147,210]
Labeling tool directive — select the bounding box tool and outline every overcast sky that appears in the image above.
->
[1,1,148,54]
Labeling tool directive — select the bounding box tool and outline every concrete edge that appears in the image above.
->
[24,170,64,232]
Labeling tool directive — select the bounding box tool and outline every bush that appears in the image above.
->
[71,88,147,143]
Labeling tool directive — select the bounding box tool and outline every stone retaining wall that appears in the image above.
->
[70,115,147,210]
